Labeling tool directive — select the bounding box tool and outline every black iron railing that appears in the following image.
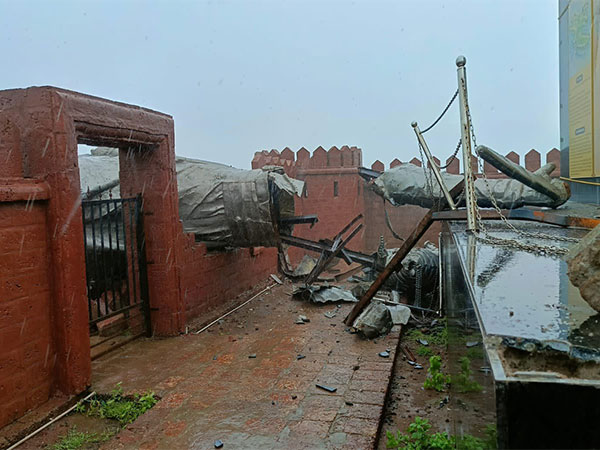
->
[81,196,150,335]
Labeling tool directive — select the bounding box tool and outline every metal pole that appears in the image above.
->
[411,121,457,210]
[456,55,478,232]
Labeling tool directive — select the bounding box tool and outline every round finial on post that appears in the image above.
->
[456,55,466,67]
[411,121,418,128]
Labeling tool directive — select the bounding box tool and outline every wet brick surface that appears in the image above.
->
[92,282,400,449]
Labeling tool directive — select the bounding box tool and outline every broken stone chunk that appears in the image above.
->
[214,440,223,448]
[566,224,600,312]
[353,301,392,339]
[378,351,390,358]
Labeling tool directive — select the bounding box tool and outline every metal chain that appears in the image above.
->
[417,139,436,201]
[421,89,459,134]
[438,139,462,169]
[460,78,577,257]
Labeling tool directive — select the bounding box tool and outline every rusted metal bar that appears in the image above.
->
[305,223,363,285]
[279,234,375,266]
[344,181,464,326]
[432,208,600,229]
[279,215,319,227]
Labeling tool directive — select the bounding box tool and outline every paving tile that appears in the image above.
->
[86,283,401,449]
[331,416,379,436]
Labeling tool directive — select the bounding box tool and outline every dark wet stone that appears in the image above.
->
[315,383,337,393]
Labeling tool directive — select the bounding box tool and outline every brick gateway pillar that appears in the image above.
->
[0,87,185,400]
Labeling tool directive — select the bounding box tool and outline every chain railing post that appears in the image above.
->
[456,55,478,232]
[411,121,457,210]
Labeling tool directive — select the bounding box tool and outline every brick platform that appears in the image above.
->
[91,282,400,449]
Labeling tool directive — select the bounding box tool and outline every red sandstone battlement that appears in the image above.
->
[252,146,363,176]
[370,148,561,178]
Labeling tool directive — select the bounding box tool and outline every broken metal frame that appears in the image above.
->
[344,181,465,326]
[303,214,364,285]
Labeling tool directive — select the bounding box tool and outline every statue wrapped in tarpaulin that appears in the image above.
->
[79,147,304,248]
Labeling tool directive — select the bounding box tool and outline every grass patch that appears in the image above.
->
[387,417,497,450]
[51,428,112,450]
[416,345,435,357]
[404,322,448,347]
[75,383,158,426]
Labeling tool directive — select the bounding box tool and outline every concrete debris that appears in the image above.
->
[293,285,358,304]
[378,351,390,358]
[270,274,283,285]
[292,255,318,277]
[324,311,337,319]
[566,224,600,312]
[353,301,393,339]
[296,315,310,324]
[214,440,224,448]
[386,304,411,326]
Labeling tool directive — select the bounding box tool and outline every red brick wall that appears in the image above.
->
[0,87,282,430]
[180,232,277,323]
[0,201,53,427]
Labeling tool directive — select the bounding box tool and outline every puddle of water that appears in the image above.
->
[450,221,600,355]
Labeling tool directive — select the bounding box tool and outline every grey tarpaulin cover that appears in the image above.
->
[371,164,566,209]
[79,148,304,247]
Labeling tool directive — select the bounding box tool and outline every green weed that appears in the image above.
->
[51,428,112,450]
[77,383,158,426]
[423,356,450,392]
[405,322,448,348]
[386,416,454,449]
[387,418,497,450]
[417,345,435,357]
[452,357,482,393]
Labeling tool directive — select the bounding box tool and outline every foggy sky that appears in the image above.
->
[0,0,559,169]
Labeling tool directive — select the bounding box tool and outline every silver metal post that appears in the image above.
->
[411,121,457,210]
[456,55,478,232]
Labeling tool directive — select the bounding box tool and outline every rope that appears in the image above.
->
[421,89,459,133]
[560,176,600,187]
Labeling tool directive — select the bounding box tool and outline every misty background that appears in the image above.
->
[0,0,558,169]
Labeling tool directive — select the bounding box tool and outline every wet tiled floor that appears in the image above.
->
[92,281,400,449]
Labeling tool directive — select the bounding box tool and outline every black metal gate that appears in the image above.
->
[82,196,150,337]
